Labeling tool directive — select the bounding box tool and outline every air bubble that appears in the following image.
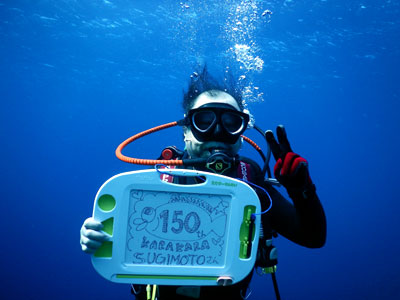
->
[180,2,190,10]
[262,10,272,17]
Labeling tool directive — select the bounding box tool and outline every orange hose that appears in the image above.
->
[116,121,184,165]
[241,135,262,151]
[116,121,263,166]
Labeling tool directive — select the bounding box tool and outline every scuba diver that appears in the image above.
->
[80,67,326,300]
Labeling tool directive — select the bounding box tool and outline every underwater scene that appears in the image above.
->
[1,0,399,299]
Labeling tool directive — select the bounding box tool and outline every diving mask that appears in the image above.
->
[185,103,250,144]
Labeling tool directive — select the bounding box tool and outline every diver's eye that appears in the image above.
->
[221,112,245,133]
[192,111,216,131]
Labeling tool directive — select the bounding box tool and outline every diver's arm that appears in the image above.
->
[241,155,326,248]
[265,184,326,248]
[262,125,326,248]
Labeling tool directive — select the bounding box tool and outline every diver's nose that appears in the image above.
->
[213,123,224,139]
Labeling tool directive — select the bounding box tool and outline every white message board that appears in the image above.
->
[91,169,260,286]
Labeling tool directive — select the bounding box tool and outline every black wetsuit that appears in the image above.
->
[132,155,326,300]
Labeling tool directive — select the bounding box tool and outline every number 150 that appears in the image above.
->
[159,210,201,234]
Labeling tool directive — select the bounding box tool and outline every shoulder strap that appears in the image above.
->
[237,161,252,182]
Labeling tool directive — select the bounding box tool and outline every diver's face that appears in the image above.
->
[183,91,243,158]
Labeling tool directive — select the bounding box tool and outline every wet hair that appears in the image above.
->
[182,66,244,113]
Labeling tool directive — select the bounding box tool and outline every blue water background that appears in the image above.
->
[1,0,399,299]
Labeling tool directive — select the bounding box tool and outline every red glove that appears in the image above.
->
[265,125,313,192]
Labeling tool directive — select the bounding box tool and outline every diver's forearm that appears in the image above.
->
[266,185,326,248]
[288,188,327,248]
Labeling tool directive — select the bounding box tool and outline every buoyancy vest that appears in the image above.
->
[131,147,273,300]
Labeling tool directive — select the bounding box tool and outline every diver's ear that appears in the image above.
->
[182,126,190,138]
[182,127,186,141]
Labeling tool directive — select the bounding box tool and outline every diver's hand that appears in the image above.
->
[265,125,312,191]
[80,217,109,254]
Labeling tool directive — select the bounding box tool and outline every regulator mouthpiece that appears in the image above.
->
[205,150,236,174]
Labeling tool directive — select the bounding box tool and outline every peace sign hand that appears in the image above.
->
[265,125,312,190]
